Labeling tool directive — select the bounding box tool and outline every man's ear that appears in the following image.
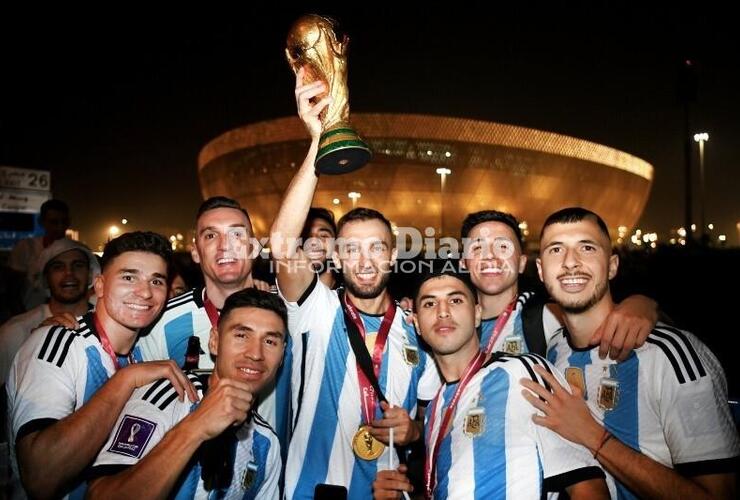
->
[608,254,619,280]
[93,273,105,300]
[191,244,201,265]
[518,254,528,274]
[208,327,219,357]
[412,314,421,338]
[536,258,544,282]
[331,249,342,270]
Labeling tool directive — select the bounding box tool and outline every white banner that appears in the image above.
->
[0,189,50,213]
[0,166,51,192]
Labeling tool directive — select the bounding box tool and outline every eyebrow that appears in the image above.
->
[118,269,167,280]
[232,324,285,339]
[119,268,141,275]
[544,238,602,249]
[418,290,467,301]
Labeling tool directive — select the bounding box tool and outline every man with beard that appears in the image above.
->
[301,207,338,289]
[6,232,197,499]
[87,289,286,499]
[269,68,440,499]
[0,238,99,387]
[521,207,738,499]
[461,210,657,360]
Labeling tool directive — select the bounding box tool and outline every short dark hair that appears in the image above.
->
[412,260,477,306]
[101,231,172,274]
[196,196,251,225]
[337,207,393,237]
[301,207,337,240]
[219,288,288,332]
[40,199,69,219]
[461,210,523,249]
[541,207,611,242]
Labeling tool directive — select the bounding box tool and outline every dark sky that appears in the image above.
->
[2,5,738,248]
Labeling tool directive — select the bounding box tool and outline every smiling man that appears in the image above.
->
[270,68,440,499]
[521,207,739,499]
[0,238,99,387]
[373,267,609,499]
[460,209,658,360]
[300,207,338,289]
[6,232,196,499]
[137,197,259,370]
[87,288,286,499]
[134,198,290,455]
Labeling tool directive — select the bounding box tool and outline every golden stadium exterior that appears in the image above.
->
[198,114,653,244]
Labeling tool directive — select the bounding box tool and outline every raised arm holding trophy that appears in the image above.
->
[272,15,440,499]
[286,14,371,174]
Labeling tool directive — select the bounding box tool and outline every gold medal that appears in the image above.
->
[352,425,385,460]
[565,367,586,395]
[503,336,523,355]
[403,345,419,366]
[597,377,619,410]
[463,407,485,437]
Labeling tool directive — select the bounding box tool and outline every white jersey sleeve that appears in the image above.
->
[9,326,81,439]
[651,327,740,473]
[92,400,173,470]
[510,354,606,490]
[277,273,337,339]
[91,375,199,471]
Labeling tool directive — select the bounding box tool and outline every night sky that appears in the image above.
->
[1,5,738,248]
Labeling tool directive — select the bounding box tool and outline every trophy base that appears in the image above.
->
[316,127,372,175]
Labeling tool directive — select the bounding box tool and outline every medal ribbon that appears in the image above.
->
[93,313,133,370]
[203,291,220,328]
[342,291,396,425]
[424,350,487,498]
[483,298,517,354]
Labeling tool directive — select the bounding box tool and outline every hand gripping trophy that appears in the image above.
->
[286,14,371,174]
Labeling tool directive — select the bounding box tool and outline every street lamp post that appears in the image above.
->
[693,132,709,244]
[436,168,451,236]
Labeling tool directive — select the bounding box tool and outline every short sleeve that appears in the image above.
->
[10,326,80,441]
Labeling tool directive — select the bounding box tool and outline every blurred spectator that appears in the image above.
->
[7,199,71,311]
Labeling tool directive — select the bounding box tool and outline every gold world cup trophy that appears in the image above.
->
[286,14,371,174]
